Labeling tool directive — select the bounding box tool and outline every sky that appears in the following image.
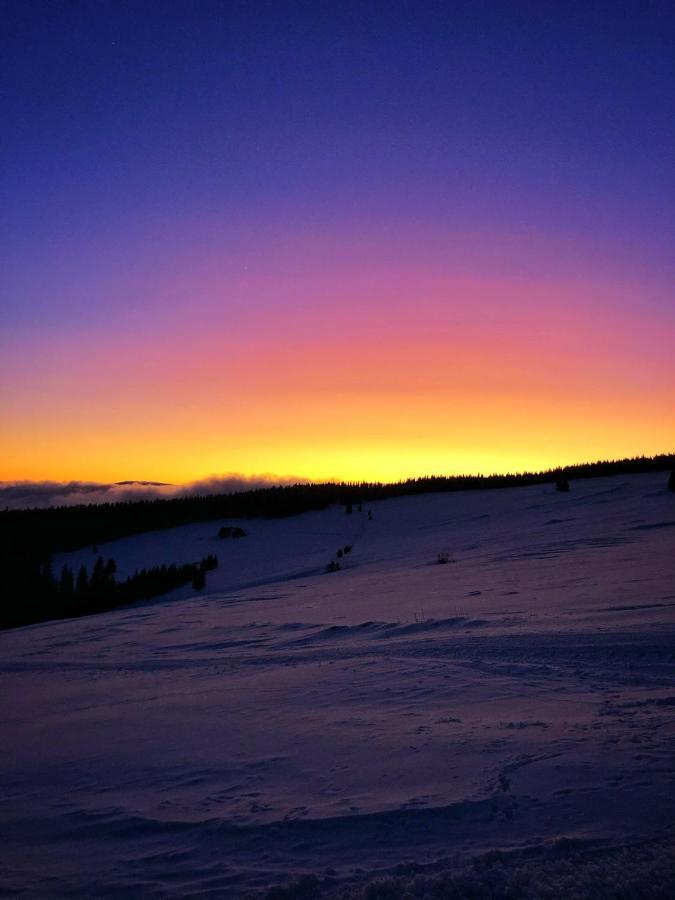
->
[2,0,674,485]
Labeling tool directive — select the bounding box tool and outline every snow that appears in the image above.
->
[2,472,675,896]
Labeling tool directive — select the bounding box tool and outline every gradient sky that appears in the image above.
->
[2,1,674,483]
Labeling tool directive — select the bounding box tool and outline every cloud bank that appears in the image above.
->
[0,474,306,511]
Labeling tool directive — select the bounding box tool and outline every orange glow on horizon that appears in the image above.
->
[2,241,673,485]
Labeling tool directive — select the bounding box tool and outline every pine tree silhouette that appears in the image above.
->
[59,565,74,598]
[75,566,89,595]
[192,571,206,590]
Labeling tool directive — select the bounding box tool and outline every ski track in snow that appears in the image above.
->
[2,472,675,896]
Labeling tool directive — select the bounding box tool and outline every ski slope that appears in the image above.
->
[2,472,675,897]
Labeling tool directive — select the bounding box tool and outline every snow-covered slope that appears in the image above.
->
[2,472,675,896]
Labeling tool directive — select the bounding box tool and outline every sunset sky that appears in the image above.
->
[2,1,674,484]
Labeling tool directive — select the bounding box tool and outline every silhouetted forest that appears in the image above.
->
[2,454,672,631]
[1,553,218,630]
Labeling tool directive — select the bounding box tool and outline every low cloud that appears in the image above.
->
[176,474,304,496]
[0,481,130,510]
[0,474,306,511]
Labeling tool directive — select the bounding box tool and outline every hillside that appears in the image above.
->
[2,471,675,897]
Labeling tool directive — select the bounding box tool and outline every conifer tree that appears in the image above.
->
[41,558,56,594]
[59,565,74,598]
[92,556,105,586]
[75,565,89,595]
[192,570,206,590]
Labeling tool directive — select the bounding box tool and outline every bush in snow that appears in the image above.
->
[217,525,247,539]
[201,553,219,571]
[191,570,206,591]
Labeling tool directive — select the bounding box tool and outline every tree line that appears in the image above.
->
[1,454,672,631]
[1,553,219,630]
[4,455,672,558]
